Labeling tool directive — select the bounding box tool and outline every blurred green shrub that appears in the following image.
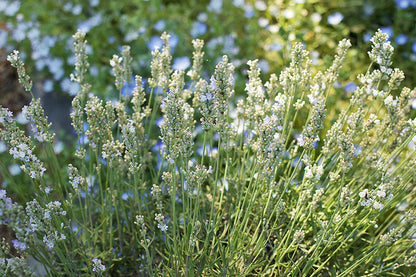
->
[1,0,416,98]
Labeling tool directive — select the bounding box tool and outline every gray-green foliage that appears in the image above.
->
[0,29,416,276]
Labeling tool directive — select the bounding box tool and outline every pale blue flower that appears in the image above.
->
[207,0,223,13]
[11,239,26,250]
[61,78,80,96]
[63,2,73,11]
[0,0,8,12]
[327,12,343,25]
[412,42,416,54]
[27,28,40,41]
[271,43,283,51]
[154,20,166,31]
[90,65,99,76]
[169,34,179,50]
[53,141,64,154]
[67,55,76,65]
[197,144,218,157]
[258,59,270,73]
[122,191,133,201]
[244,7,255,18]
[191,22,207,37]
[72,4,82,15]
[90,0,99,7]
[218,178,229,191]
[72,225,79,233]
[344,82,358,93]
[35,59,46,71]
[233,0,244,7]
[77,14,102,33]
[380,26,393,38]
[8,164,21,176]
[121,76,135,97]
[41,36,54,48]
[395,34,408,45]
[395,0,410,9]
[32,38,51,59]
[124,30,140,42]
[197,144,210,157]
[354,145,362,157]
[91,13,103,27]
[48,58,64,80]
[0,141,6,153]
[172,56,191,71]
[292,157,303,168]
[363,33,372,43]
[78,20,93,33]
[155,116,164,127]
[147,36,163,51]
[12,22,28,42]
[43,79,54,93]
[4,0,20,16]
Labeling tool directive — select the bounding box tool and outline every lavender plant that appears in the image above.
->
[1,29,416,276]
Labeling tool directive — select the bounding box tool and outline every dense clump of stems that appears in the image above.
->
[0,29,415,276]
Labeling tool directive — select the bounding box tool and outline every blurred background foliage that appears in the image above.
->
[1,0,416,96]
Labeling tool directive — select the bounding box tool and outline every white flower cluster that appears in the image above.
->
[43,230,66,250]
[22,199,67,252]
[155,213,168,232]
[9,143,46,179]
[110,54,124,90]
[274,93,287,109]
[359,185,393,211]
[92,258,106,274]
[22,99,54,143]
[356,71,385,99]
[255,113,285,180]
[160,71,194,162]
[149,32,172,90]
[384,95,399,108]
[368,29,394,76]
[6,49,19,64]
[70,30,89,86]
[245,59,266,122]
[67,164,84,192]
[121,119,141,173]
[364,114,380,130]
[183,162,212,198]
[299,74,327,150]
[198,55,235,137]
[0,107,13,124]
[102,139,124,164]
[293,229,305,244]
[7,50,32,91]
[304,164,324,181]
[84,96,115,149]
[307,78,326,105]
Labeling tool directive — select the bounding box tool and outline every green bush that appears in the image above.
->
[1,29,416,276]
